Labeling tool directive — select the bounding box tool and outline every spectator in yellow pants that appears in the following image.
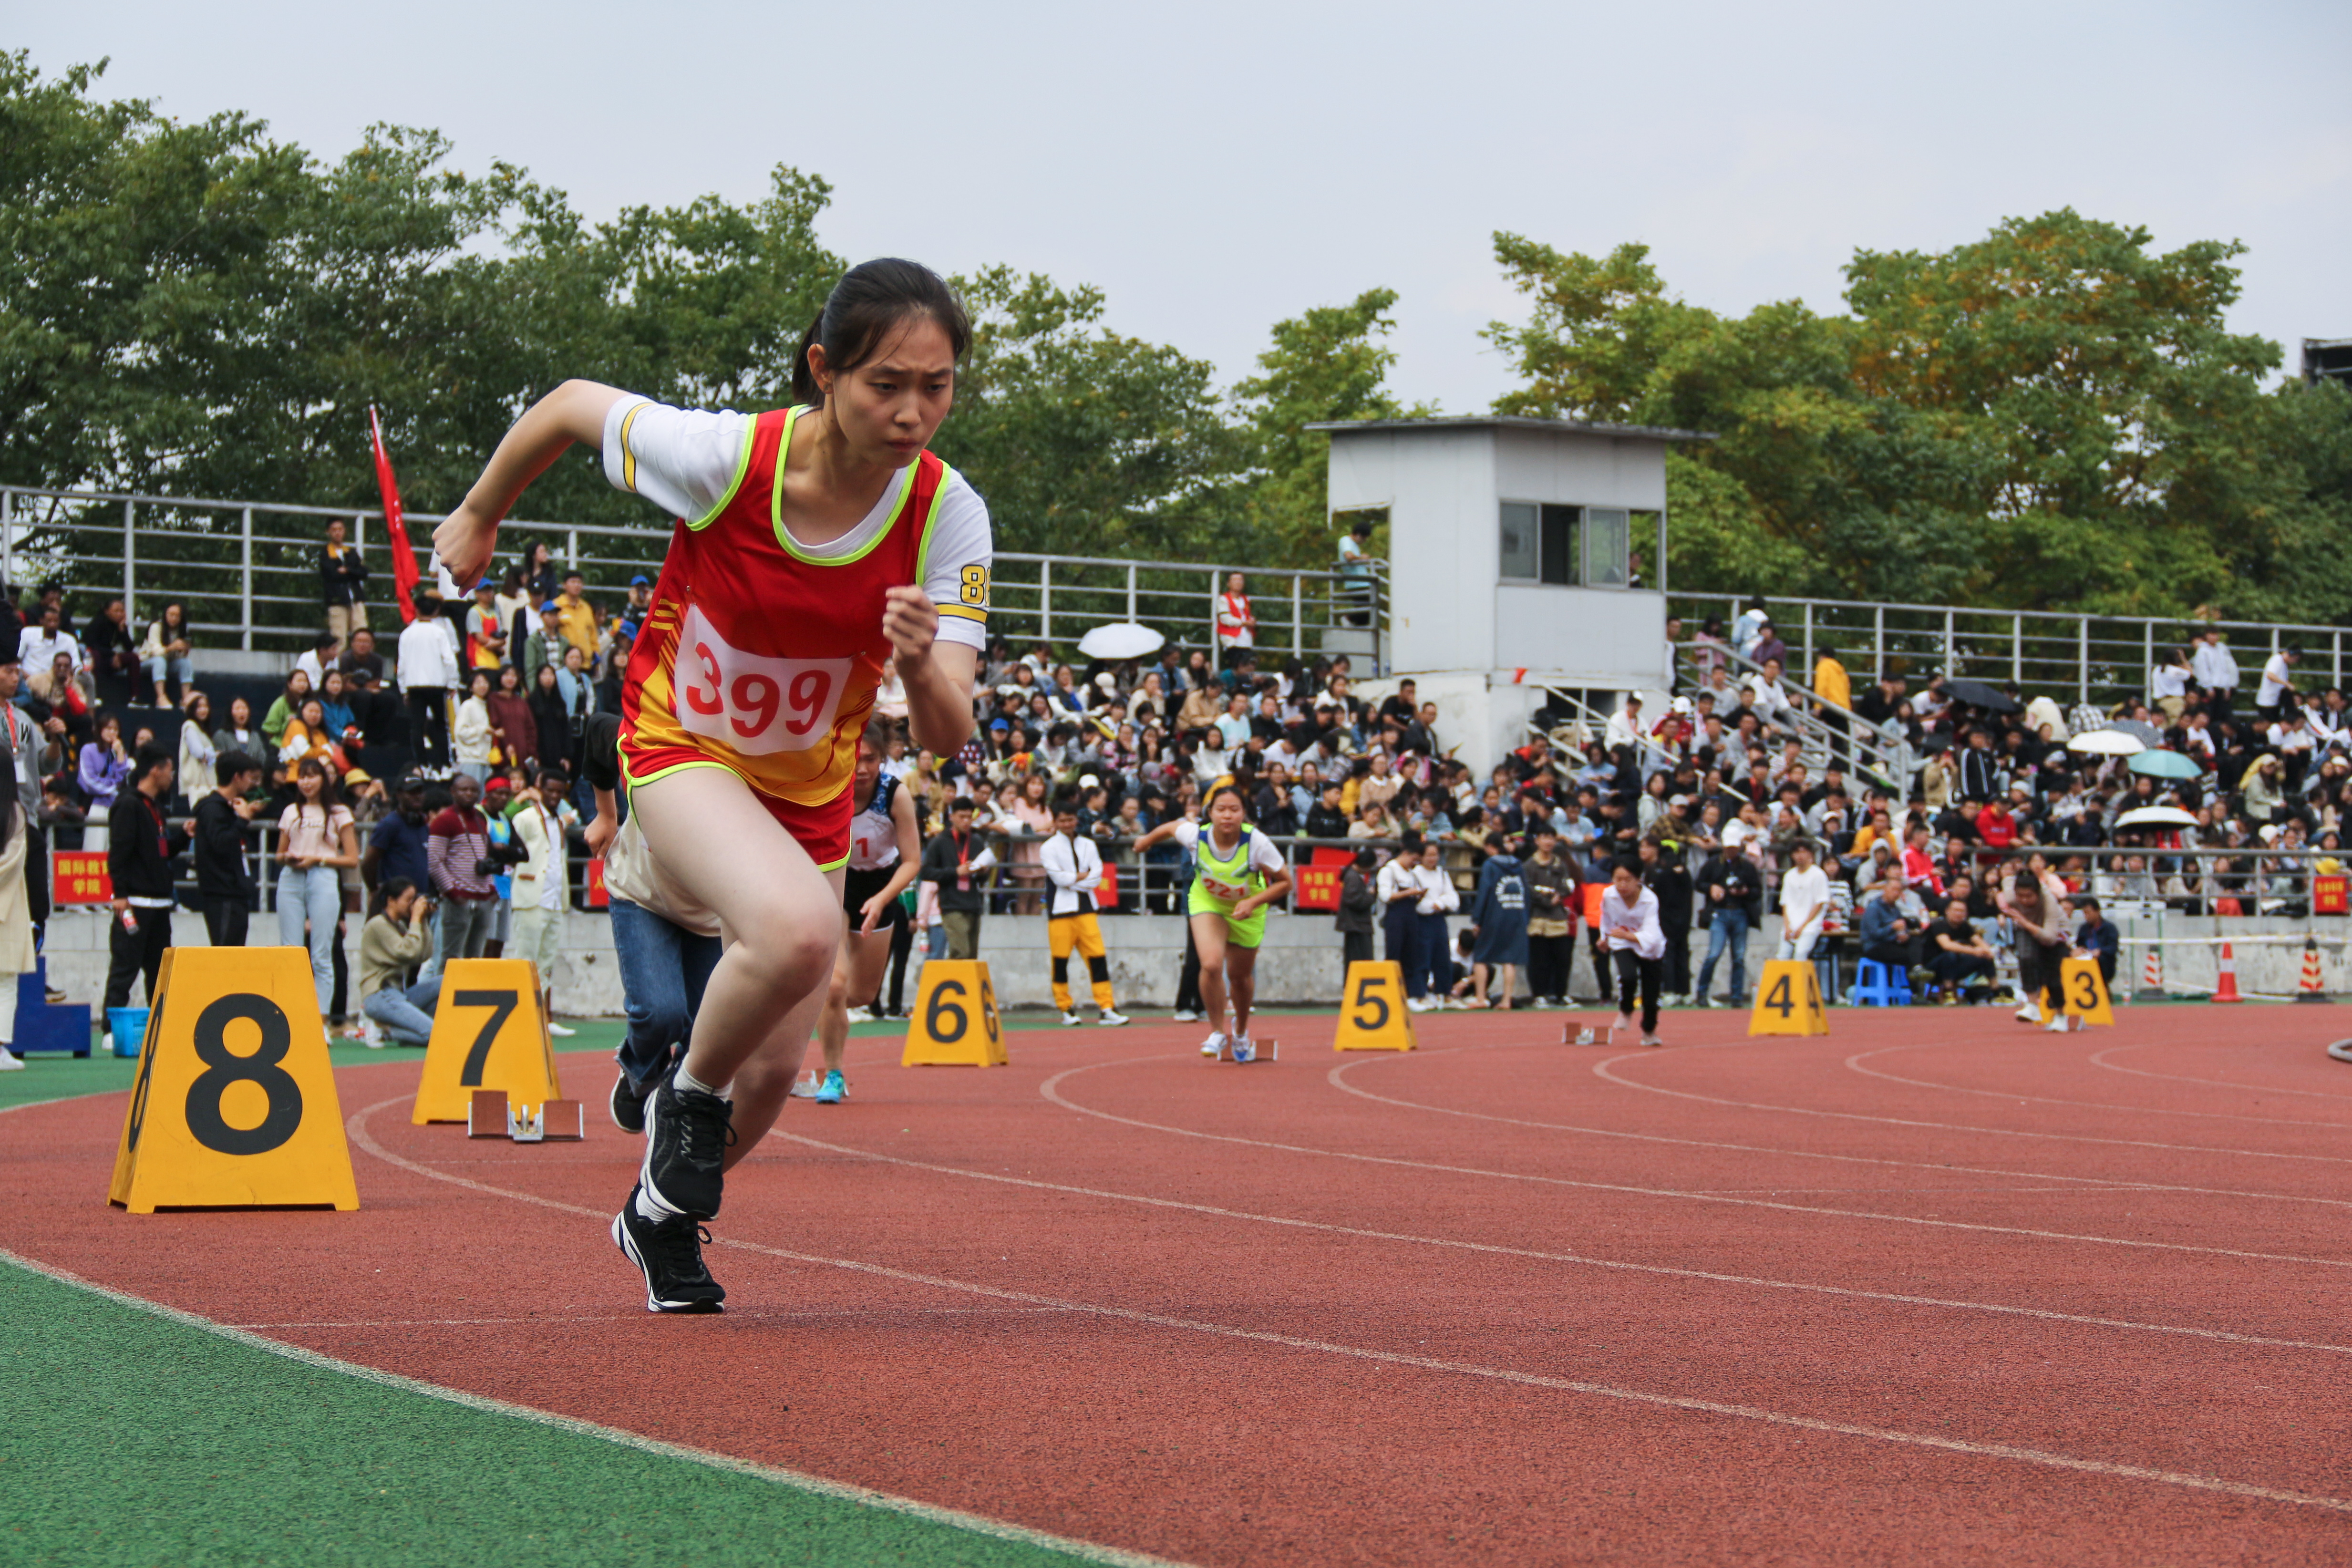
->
[1042,805,1129,1027]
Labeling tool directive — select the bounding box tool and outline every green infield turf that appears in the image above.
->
[0,1253,1160,1568]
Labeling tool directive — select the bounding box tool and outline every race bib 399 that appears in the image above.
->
[675,605,852,757]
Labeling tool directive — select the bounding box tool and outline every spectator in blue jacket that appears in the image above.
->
[2074,896,2119,987]
[1858,873,1924,977]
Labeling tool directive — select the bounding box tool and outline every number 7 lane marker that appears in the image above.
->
[331,1096,2352,1519]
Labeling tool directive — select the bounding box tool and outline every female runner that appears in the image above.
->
[433,259,990,1312]
[803,722,921,1105]
[1132,784,1293,1061]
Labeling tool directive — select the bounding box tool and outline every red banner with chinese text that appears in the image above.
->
[54,850,110,905]
[1292,847,1354,912]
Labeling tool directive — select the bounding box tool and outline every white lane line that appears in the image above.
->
[1842,1042,2352,1129]
[2087,1044,2352,1104]
[1328,1047,2352,1212]
[1588,1052,2352,1166]
[0,1244,1192,1568]
[332,1099,2352,1520]
[769,1126,2352,1359]
[1036,1060,2352,1269]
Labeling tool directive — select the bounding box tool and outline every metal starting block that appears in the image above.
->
[1217,1037,1279,1063]
[467,1089,584,1142]
[1561,1024,1599,1045]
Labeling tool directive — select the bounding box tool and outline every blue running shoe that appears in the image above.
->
[814,1069,846,1104]
[1230,1037,1255,1064]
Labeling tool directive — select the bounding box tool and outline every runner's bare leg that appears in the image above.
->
[628,768,844,1094]
[1191,913,1230,1035]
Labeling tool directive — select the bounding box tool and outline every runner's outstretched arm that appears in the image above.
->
[434,381,630,583]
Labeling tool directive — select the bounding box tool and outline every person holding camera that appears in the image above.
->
[507,767,573,1038]
[426,771,506,968]
[359,877,439,1045]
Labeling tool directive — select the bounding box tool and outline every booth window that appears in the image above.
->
[1498,502,1537,579]
[1584,507,1630,587]
[1502,501,1622,586]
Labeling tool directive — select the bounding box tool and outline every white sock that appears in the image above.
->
[674,1063,730,1101]
[634,1185,678,1223]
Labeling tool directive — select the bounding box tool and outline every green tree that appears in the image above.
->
[931,266,1249,563]
[1485,212,2352,623]
[1231,287,1413,566]
[0,52,309,495]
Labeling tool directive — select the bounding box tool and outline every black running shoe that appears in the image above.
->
[610,1187,725,1313]
[639,1070,733,1219]
[609,1069,651,1135]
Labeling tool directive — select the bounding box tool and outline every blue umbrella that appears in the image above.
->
[2127,749,2201,781]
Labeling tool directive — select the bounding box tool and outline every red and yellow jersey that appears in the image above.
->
[618,404,975,809]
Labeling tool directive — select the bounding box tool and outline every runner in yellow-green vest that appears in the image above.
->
[1132,784,1293,1061]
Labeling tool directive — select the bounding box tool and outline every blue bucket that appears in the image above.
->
[106,1006,149,1060]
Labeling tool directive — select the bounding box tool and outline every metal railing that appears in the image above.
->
[1670,591,2349,712]
[0,483,1391,671]
[1679,641,1913,786]
[47,810,2334,927]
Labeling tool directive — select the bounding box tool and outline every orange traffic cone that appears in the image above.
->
[2211,940,2243,1004]
[2296,936,2328,1004]
[2142,944,2163,995]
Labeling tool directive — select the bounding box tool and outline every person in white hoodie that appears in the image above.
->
[1774,839,1831,963]
[1601,857,1666,1047]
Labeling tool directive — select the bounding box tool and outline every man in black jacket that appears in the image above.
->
[1304,782,1351,842]
[192,750,264,947]
[1693,839,1763,1007]
[105,746,188,1010]
[321,518,370,647]
[919,798,993,959]
[1335,846,1378,971]
[1957,728,2000,806]
[1640,832,1696,1003]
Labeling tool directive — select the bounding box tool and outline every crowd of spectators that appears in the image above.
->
[11,536,2344,1028]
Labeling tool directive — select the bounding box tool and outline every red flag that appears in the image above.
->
[368,405,420,624]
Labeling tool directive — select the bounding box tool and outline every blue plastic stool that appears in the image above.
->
[105,1006,150,1060]
[1848,958,1913,1007]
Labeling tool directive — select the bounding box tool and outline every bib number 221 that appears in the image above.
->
[676,605,853,757]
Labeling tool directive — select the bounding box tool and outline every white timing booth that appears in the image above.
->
[1315,414,1712,775]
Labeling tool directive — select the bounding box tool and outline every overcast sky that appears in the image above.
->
[19,0,2349,412]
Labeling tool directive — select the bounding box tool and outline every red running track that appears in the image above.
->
[9,1005,2352,1564]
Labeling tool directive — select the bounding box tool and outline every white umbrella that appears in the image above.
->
[1075,622,1164,661]
[2067,729,2146,757]
[2115,805,2198,829]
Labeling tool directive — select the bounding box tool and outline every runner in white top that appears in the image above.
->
[1601,858,1667,1046]
[1131,787,1292,1059]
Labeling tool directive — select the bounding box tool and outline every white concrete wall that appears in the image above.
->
[1492,585,1668,688]
[50,903,2346,1023]
[1491,428,1671,511]
[39,906,1362,1018]
[1331,427,1496,675]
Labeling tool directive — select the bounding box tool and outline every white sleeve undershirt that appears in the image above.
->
[600,396,993,650]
